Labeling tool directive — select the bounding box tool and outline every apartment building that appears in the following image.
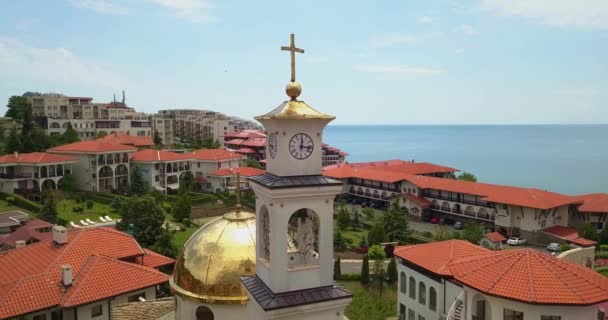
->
[24,92,152,139]
[131,149,194,193]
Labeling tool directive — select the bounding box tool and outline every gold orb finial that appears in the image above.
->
[286,81,302,100]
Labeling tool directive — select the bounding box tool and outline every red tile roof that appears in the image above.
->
[235,147,256,154]
[449,249,608,305]
[542,226,597,246]
[97,132,154,147]
[394,240,492,276]
[48,141,136,153]
[401,193,432,208]
[484,231,506,243]
[0,228,173,318]
[323,160,458,183]
[0,219,53,248]
[136,249,176,268]
[572,193,608,213]
[225,130,266,139]
[209,167,265,177]
[190,148,244,161]
[0,152,76,165]
[60,255,168,308]
[131,149,194,162]
[239,138,266,147]
[397,240,608,305]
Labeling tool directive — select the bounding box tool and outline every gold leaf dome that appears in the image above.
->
[170,209,256,305]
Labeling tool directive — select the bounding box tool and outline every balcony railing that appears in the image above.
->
[0,173,33,179]
[349,181,400,193]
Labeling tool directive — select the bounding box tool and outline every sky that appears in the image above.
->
[0,0,607,124]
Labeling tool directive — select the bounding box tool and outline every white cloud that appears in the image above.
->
[151,0,216,22]
[458,24,479,35]
[417,16,434,24]
[369,33,417,48]
[68,0,127,15]
[480,0,608,29]
[353,65,445,75]
[0,37,124,88]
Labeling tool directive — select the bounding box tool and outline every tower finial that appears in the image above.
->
[281,33,305,100]
[122,90,125,104]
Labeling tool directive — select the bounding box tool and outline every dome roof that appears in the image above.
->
[170,209,256,305]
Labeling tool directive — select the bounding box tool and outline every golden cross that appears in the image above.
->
[281,33,305,82]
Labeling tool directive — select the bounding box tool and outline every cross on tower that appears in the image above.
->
[281,33,305,82]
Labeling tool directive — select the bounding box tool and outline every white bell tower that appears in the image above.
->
[242,34,352,320]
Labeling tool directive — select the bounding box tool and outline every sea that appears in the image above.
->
[323,125,608,195]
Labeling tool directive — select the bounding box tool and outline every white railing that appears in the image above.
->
[446,291,465,320]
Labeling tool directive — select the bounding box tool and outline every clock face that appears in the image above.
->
[268,133,277,159]
[289,133,314,160]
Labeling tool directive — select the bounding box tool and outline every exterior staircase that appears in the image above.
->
[446,291,465,320]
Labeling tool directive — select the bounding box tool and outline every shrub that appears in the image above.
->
[0,192,41,212]
[600,245,608,252]
[340,273,361,281]
[597,251,608,259]
[86,200,94,209]
[386,258,398,283]
[72,206,84,213]
[421,231,433,239]
[5,196,16,204]
[360,255,370,284]
[334,257,341,280]
[560,243,572,252]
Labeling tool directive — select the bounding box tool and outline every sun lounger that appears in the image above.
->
[105,216,113,222]
[80,220,89,226]
[86,218,96,225]
[99,216,107,223]
[70,221,80,228]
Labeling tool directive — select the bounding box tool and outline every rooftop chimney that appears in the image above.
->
[61,264,73,287]
[15,240,26,249]
[53,225,68,245]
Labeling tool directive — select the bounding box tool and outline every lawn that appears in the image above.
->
[0,200,32,214]
[57,199,119,225]
[339,280,397,320]
[172,226,199,252]
[341,228,368,246]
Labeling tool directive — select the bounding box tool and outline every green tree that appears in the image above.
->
[333,256,341,280]
[456,172,478,182]
[129,166,147,195]
[362,207,375,221]
[179,171,194,191]
[117,195,165,247]
[352,209,361,228]
[599,227,608,246]
[368,220,386,245]
[172,189,192,222]
[462,223,484,244]
[334,230,352,251]
[368,245,386,294]
[434,226,451,241]
[58,173,77,192]
[40,192,59,224]
[110,197,122,212]
[386,258,398,283]
[61,122,80,144]
[153,130,162,146]
[336,204,351,230]
[578,223,598,241]
[383,200,410,243]
[358,235,369,248]
[151,229,177,259]
[245,158,263,169]
[360,255,370,285]
[5,128,21,154]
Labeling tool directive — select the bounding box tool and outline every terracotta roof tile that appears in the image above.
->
[572,193,608,213]
[48,141,136,153]
[131,149,194,162]
[542,226,597,247]
[323,160,458,183]
[484,232,506,243]
[111,297,175,320]
[136,249,175,268]
[97,132,154,147]
[190,148,245,161]
[0,152,76,164]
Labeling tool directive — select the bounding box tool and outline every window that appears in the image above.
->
[400,272,406,294]
[418,282,426,305]
[128,292,146,302]
[399,304,406,320]
[504,309,523,320]
[429,287,437,311]
[196,306,214,320]
[409,277,416,299]
[155,163,160,170]
[408,309,415,320]
[91,304,103,317]
[541,317,561,320]
[418,316,425,320]
[155,175,159,182]
[33,314,47,320]
[51,310,62,320]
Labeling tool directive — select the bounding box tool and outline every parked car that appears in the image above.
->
[422,215,432,222]
[454,221,464,230]
[430,216,440,224]
[507,237,528,245]
[546,243,560,252]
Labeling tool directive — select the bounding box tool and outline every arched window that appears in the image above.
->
[260,206,270,262]
[195,306,214,320]
[409,276,416,299]
[429,287,437,311]
[400,272,406,294]
[287,208,320,267]
[419,282,426,305]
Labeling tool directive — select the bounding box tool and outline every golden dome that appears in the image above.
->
[170,209,256,305]
[255,100,335,121]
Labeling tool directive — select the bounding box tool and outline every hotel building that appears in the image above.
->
[130,149,194,193]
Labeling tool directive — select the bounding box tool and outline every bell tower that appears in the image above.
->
[242,34,352,320]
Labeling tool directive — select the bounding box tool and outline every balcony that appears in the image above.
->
[0,173,34,179]
[349,181,400,193]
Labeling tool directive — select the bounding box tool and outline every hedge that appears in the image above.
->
[0,192,42,213]
[339,273,362,281]
[596,251,608,259]
[600,244,608,252]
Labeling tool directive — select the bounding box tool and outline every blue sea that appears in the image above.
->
[323,125,608,195]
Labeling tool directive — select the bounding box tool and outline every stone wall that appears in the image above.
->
[558,246,595,268]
